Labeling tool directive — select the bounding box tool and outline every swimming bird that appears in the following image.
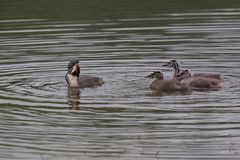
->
[162,59,222,80]
[146,71,190,92]
[176,69,193,81]
[65,60,104,88]
[177,69,223,90]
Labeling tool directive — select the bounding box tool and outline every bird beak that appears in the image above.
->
[162,63,168,67]
[145,74,153,78]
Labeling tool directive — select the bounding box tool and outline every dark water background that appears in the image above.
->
[0,0,240,159]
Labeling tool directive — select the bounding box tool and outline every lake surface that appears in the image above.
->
[0,0,240,159]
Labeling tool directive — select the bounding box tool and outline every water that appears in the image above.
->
[0,0,240,159]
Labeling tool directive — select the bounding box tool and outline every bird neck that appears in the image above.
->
[66,73,79,87]
[172,62,180,78]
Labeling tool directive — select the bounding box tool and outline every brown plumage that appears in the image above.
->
[162,59,223,80]
[177,70,223,90]
[146,71,190,92]
[193,73,222,80]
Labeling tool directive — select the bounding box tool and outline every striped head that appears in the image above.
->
[176,69,192,81]
[146,71,164,80]
[162,60,180,70]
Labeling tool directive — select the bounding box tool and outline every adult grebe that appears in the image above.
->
[65,60,104,88]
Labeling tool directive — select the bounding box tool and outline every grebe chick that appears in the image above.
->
[177,70,223,89]
[65,60,104,88]
[146,71,190,92]
[176,69,193,81]
[162,59,222,80]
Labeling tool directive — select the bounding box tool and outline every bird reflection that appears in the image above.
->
[149,90,191,96]
[67,87,80,110]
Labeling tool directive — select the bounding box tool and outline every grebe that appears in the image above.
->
[162,59,222,80]
[65,60,104,88]
[177,69,223,89]
[146,71,190,92]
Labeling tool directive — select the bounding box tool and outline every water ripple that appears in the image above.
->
[0,8,240,160]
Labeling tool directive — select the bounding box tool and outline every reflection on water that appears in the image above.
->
[67,87,80,110]
[148,90,192,97]
[1,0,240,159]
